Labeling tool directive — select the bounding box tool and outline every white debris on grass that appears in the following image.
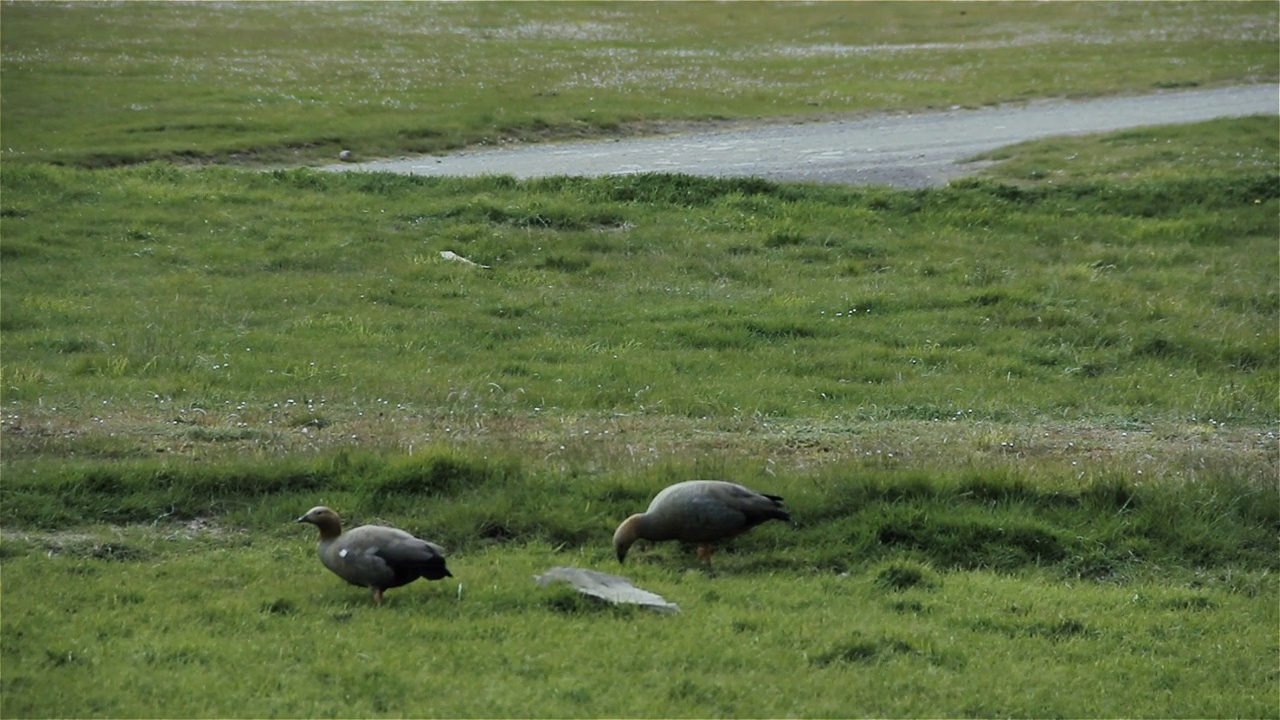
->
[439,250,491,269]
[534,566,680,614]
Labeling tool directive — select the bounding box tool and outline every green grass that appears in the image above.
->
[2,437,1276,716]
[971,114,1280,184]
[2,123,1278,711]
[1,1,1276,167]
[3,129,1276,442]
[2,532,1276,718]
[1,3,1278,717]
[4,449,1276,574]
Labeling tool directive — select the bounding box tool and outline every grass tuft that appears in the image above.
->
[811,633,919,667]
[874,560,942,592]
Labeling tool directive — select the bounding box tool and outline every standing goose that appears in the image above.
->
[296,506,452,604]
[613,480,792,565]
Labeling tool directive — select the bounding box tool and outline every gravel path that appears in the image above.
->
[327,85,1278,188]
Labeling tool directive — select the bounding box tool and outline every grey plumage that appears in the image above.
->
[613,480,792,564]
[296,506,452,604]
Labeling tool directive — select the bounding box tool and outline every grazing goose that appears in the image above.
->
[296,506,452,604]
[613,480,792,565]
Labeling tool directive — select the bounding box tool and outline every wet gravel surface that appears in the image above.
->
[327,84,1278,188]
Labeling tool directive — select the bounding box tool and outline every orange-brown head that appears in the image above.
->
[613,513,646,563]
[296,505,345,540]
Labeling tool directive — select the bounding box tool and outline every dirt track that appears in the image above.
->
[327,84,1278,188]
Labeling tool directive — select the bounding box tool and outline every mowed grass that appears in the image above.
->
[1,1,1276,167]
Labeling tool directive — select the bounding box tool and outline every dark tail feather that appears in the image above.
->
[421,558,453,580]
[763,493,792,523]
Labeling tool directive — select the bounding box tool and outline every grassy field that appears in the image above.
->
[2,536,1275,718]
[2,119,1277,452]
[1,2,1278,718]
[1,1,1276,166]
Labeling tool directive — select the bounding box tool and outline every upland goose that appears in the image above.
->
[296,506,452,604]
[613,480,792,565]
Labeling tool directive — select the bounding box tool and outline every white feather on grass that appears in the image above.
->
[534,566,679,614]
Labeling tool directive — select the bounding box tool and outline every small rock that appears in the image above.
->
[338,150,353,161]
